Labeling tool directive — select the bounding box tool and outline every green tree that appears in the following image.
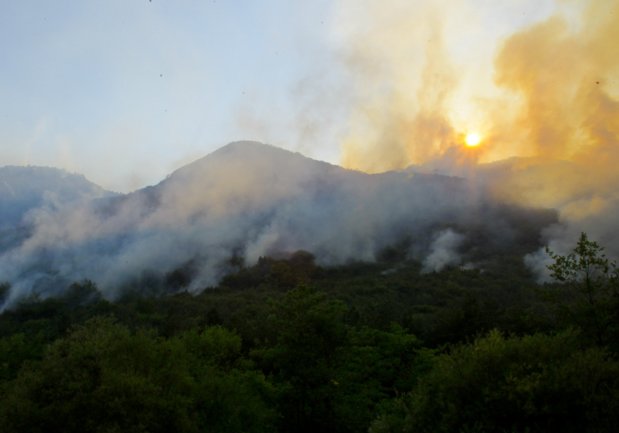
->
[0,333,45,382]
[0,282,9,305]
[0,317,277,433]
[256,286,348,433]
[546,232,619,345]
[331,325,426,433]
[370,330,619,433]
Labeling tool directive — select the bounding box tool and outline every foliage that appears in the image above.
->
[330,325,429,433]
[0,238,617,432]
[547,233,615,285]
[0,317,277,433]
[220,251,318,290]
[0,282,9,305]
[370,330,619,433]
[546,232,619,345]
[255,286,348,432]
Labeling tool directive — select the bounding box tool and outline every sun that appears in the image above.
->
[464,132,482,147]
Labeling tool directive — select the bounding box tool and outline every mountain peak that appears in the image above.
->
[0,141,558,303]
[215,140,281,153]
[207,140,313,163]
[164,141,341,186]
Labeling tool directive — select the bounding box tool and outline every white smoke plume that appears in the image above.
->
[422,229,465,273]
[0,142,554,307]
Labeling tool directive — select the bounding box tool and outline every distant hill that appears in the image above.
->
[0,166,113,228]
[0,141,557,305]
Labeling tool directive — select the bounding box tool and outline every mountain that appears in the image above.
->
[0,166,115,257]
[0,166,113,228]
[0,141,557,305]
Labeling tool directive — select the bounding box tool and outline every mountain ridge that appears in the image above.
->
[0,141,557,306]
[0,165,114,229]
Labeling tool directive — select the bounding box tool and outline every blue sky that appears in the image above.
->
[0,0,559,192]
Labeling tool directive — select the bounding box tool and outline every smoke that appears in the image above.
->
[335,0,461,172]
[484,0,619,266]
[422,229,465,273]
[0,142,554,307]
[3,2,617,303]
[332,0,619,270]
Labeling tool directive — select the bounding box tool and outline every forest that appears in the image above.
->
[0,233,618,433]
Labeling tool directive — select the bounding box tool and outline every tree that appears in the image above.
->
[546,232,619,345]
[256,286,348,433]
[370,330,619,433]
[331,325,425,433]
[0,317,278,433]
[0,282,9,305]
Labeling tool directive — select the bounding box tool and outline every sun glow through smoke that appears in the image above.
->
[465,133,482,147]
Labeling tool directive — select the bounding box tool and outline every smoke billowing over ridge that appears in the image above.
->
[0,142,555,307]
[333,0,619,269]
[2,1,618,305]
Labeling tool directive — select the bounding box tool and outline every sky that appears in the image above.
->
[0,0,593,192]
[1,0,619,301]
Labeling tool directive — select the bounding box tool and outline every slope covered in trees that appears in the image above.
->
[0,234,618,432]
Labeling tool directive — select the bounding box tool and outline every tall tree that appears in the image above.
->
[546,232,619,345]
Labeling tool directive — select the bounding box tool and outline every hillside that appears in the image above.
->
[1,144,617,433]
[0,232,617,433]
[0,166,112,227]
[0,141,556,305]
[0,166,115,255]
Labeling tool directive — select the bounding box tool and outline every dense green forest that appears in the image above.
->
[1,234,618,432]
